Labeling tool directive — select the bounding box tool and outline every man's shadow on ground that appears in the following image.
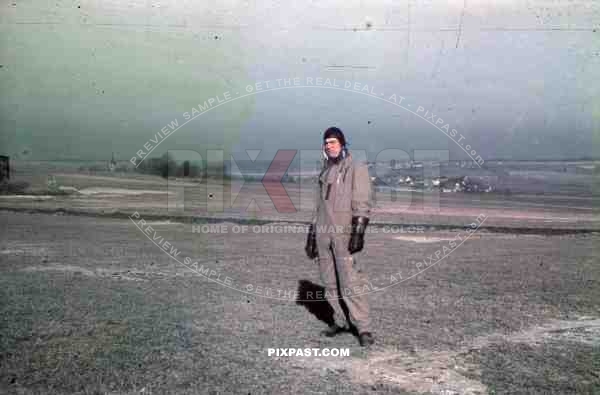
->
[295,280,358,336]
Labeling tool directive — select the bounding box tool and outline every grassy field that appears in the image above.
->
[1,211,599,394]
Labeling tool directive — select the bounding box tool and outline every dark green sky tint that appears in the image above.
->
[1,1,599,161]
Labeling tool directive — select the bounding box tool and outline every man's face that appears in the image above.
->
[324,138,342,158]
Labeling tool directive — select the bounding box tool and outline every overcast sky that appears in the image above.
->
[1,0,599,162]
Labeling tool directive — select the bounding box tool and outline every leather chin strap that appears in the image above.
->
[328,155,342,165]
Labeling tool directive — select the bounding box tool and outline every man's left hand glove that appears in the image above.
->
[349,216,369,254]
[305,224,319,260]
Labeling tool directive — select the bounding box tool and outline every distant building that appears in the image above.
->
[0,155,9,182]
[183,160,190,177]
[109,152,117,172]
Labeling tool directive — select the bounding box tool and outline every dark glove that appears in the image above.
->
[349,216,369,254]
[305,224,318,259]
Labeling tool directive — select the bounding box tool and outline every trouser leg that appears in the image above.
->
[331,234,371,333]
[316,232,346,328]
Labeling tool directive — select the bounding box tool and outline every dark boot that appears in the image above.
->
[320,324,347,337]
[359,332,375,347]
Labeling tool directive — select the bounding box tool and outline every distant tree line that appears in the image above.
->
[137,152,223,178]
[134,153,307,182]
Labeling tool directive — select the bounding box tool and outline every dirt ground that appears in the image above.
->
[1,210,599,394]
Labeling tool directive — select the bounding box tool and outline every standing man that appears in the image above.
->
[306,126,374,347]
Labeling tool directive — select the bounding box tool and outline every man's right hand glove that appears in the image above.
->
[305,224,318,259]
[349,216,369,254]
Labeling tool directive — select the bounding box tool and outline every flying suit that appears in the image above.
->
[312,151,372,333]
